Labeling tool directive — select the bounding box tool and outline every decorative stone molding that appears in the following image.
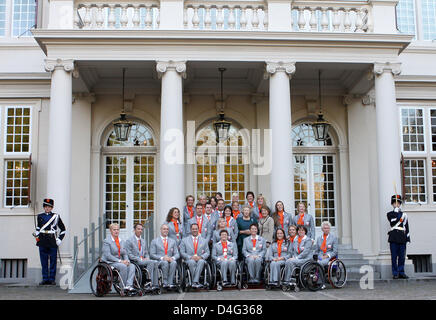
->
[44,58,75,73]
[264,61,296,79]
[156,60,187,79]
[362,90,375,106]
[342,94,355,106]
[373,62,401,76]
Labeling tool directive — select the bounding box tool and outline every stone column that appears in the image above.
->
[156,61,186,228]
[373,62,402,254]
[265,61,296,211]
[44,58,75,257]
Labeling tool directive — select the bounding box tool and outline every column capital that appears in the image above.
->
[156,60,187,79]
[362,90,376,106]
[45,58,75,73]
[264,61,296,79]
[373,62,401,76]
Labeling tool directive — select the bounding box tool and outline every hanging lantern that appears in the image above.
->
[312,70,330,141]
[112,68,133,141]
[213,67,231,143]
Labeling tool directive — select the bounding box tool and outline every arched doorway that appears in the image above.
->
[102,122,156,238]
[195,122,249,203]
[292,122,338,238]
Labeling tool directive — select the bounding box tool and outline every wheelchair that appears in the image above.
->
[263,260,286,290]
[182,258,213,292]
[239,257,266,289]
[156,260,184,293]
[210,259,241,291]
[281,255,347,292]
[90,259,143,297]
[130,261,162,295]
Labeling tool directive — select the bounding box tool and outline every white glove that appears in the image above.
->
[394,207,400,213]
[56,238,62,246]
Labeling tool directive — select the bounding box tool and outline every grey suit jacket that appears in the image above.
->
[250,206,262,220]
[314,233,338,259]
[293,213,316,239]
[212,241,238,261]
[266,241,291,261]
[215,217,239,240]
[187,215,213,242]
[125,235,150,263]
[242,235,267,259]
[149,236,180,261]
[212,227,235,244]
[165,220,184,244]
[183,206,195,233]
[274,212,292,235]
[290,235,313,260]
[258,216,275,244]
[102,235,129,263]
[179,236,210,261]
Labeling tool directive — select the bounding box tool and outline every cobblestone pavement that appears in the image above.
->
[1,279,436,300]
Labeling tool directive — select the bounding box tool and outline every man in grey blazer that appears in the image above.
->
[183,195,195,236]
[203,203,219,236]
[314,221,338,267]
[150,224,180,288]
[283,225,314,285]
[212,229,238,285]
[125,223,159,289]
[180,223,210,288]
[101,223,135,292]
[242,223,267,284]
[187,203,212,242]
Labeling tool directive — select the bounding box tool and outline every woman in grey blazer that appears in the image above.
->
[283,225,314,285]
[293,202,316,240]
[272,201,292,238]
[242,223,267,283]
[165,207,184,246]
[212,229,238,285]
[213,218,234,244]
[258,206,275,247]
[314,221,338,266]
[101,223,136,292]
[266,228,290,285]
[220,205,239,241]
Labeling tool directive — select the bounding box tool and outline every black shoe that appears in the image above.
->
[152,286,160,290]
[270,281,278,286]
[399,274,409,279]
[39,281,48,286]
[169,284,177,289]
[162,283,170,289]
[252,279,260,284]
[48,280,56,286]
[393,275,399,279]
[222,281,230,287]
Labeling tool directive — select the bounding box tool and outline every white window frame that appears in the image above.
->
[400,106,426,155]
[3,158,30,208]
[3,105,32,155]
[0,0,37,39]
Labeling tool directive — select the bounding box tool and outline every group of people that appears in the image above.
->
[102,191,338,292]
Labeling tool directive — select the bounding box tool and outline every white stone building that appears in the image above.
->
[0,0,435,285]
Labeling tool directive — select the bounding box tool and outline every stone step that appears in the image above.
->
[346,271,381,281]
[338,253,364,260]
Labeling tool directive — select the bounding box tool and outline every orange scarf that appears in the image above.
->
[297,213,305,226]
[115,237,121,258]
[233,210,240,220]
[277,239,283,257]
[187,206,194,218]
[321,234,327,254]
[278,211,284,228]
[226,216,232,227]
[252,238,257,249]
[222,241,228,257]
[289,235,296,243]
[172,219,179,239]
[297,237,303,254]
[248,201,254,208]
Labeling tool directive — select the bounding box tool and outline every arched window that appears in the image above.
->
[292,123,337,236]
[103,122,156,236]
[195,123,247,203]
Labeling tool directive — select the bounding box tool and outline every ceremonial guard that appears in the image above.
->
[212,229,238,286]
[387,195,410,279]
[180,224,210,288]
[34,198,66,285]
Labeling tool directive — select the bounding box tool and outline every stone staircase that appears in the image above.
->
[337,244,381,281]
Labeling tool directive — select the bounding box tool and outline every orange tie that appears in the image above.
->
[115,237,121,258]
[138,239,142,259]
[321,234,327,254]
[163,238,168,255]
[297,213,304,226]
[277,239,283,257]
[193,237,198,255]
[197,217,203,234]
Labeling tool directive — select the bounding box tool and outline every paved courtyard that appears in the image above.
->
[1,279,435,300]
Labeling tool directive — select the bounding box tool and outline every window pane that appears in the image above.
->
[4,160,30,207]
[0,0,6,36]
[12,0,36,37]
[104,156,127,229]
[396,0,416,37]
[401,108,425,152]
[404,159,426,203]
[422,0,436,40]
[5,106,31,153]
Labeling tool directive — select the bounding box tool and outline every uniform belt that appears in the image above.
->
[391,226,405,231]
[40,230,56,234]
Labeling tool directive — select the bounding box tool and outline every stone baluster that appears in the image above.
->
[120,5,128,29]
[332,8,340,32]
[108,4,116,29]
[298,7,306,31]
[96,5,104,29]
[344,8,351,32]
[216,6,224,30]
[192,5,200,29]
[205,6,212,30]
[309,7,317,31]
[252,6,260,29]
[240,6,247,30]
[321,7,329,31]
[228,6,236,30]
[145,5,153,29]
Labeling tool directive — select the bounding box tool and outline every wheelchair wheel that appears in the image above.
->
[175,263,184,293]
[328,259,347,288]
[263,262,270,289]
[300,262,325,292]
[203,263,212,290]
[112,269,124,296]
[210,262,217,289]
[90,263,112,297]
[132,263,143,291]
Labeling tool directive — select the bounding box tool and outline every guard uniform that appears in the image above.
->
[35,199,66,285]
[387,195,410,279]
